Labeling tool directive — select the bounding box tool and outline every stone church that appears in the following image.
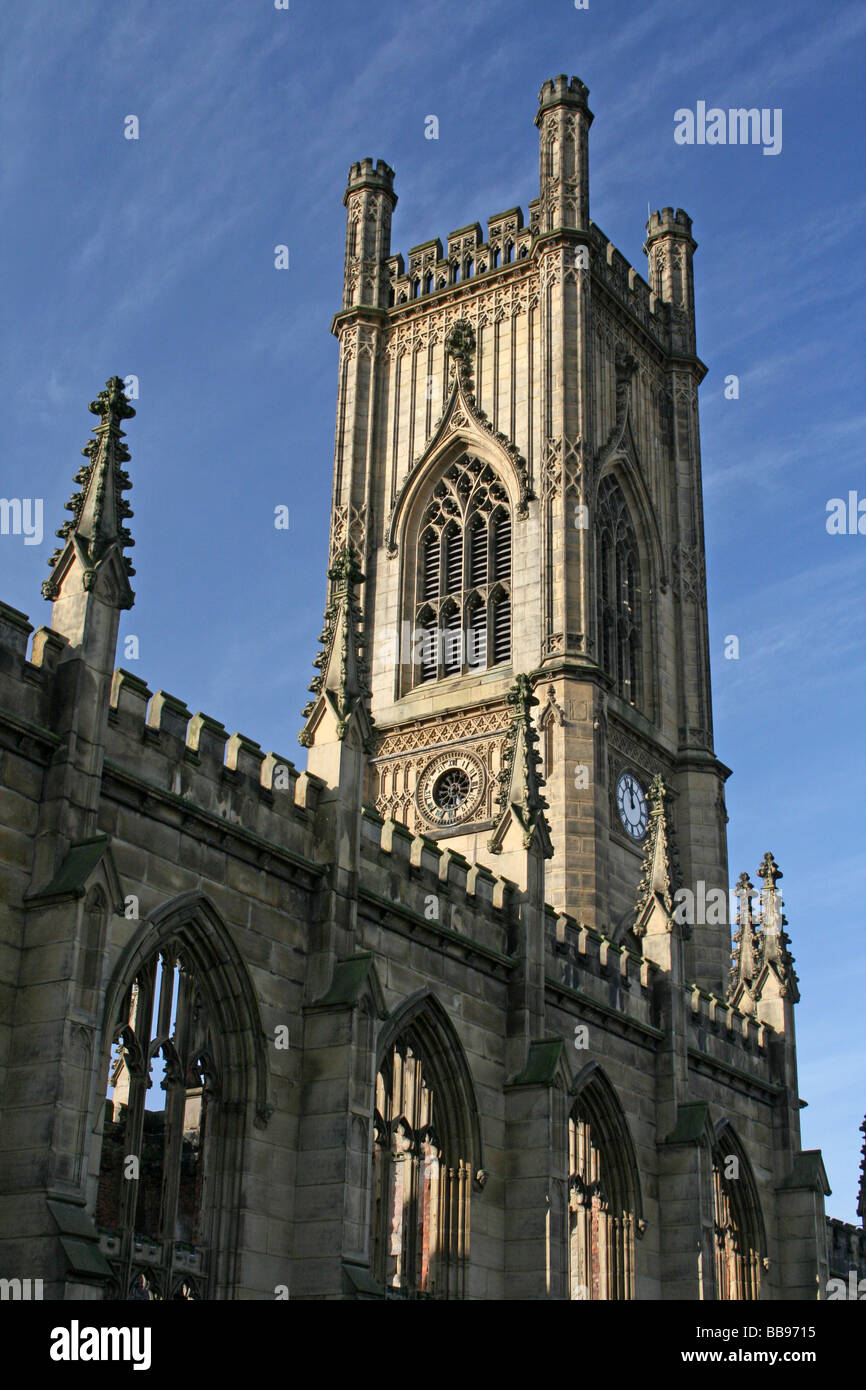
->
[0,74,862,1301]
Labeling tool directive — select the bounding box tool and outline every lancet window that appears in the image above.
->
[95,948,217,1300]
[371,1029,471,1298]
[596,474,642,706]
[414,454,512,684]
[568,1078,641,1300]
[712,1132,764,1300]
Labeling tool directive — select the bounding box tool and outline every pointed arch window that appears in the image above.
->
[414,454,512,684]
[467,599,487,668]
[95,946,218,1300]
[568,1074,642,1300]
[596,474,642,707]
[712,1128,765,1300]
[371,1025,472,1299]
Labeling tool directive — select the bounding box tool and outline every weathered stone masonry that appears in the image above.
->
[0,75,862,1301]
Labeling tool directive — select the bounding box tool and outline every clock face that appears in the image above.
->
[417,752,486,828]
[616,771,648,841]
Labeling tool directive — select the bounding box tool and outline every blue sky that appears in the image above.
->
[1,0,863,1221]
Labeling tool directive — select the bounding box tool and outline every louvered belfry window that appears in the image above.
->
[595,474,642,707]
[415,455,512,684]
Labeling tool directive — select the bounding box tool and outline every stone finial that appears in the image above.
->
[758,850,782,890]
[728,871,758,998]
[488,674,552,857]
[299,543,372,749]
[445,319,476,393]
[730,851,799,1005]
[633,774,675,938]
[756,851,797,994]
[43,376,136,601]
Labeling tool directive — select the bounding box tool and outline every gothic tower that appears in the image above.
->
[313,75,731,996]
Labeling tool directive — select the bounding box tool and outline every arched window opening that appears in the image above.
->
[492,246,501,269]
[96,947,217,1300]
[544,720,555,780]
[424,272,433,295]
[492,511,511,581]
[418,610,438,683]
[568,1076,641,1300]
[442,605,462,677]
[712,1131,765,1300]
[469,517,487,587]
[453,262,461,284]
[413,455,512,684]
[465,257,474,279]
[422,531,440,600]
[491,592,510,666]
[595,475,642,707]
[467,601,487,669]
[518,245,528,259]
[371,1024,472,1299]
[544,138,555,182]
[506,241,515,264]
[413,279,421,300]
[444,526,462,594]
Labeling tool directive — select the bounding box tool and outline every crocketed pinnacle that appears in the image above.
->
[43,376,136,599]
[299,543,372,746]
[490,674,552,856]
[727,852,799,1003]
[633,774,675,937]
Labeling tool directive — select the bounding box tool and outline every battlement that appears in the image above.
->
[645,206,695,241]
[358,806,515,964]
[105,667,318,836]
[388,207,532,305]
[588,223,665,335]
[345,157,395,194]
[550,907,655,995]
[688,983,768,1054]
[0,606,72,738]
[384,207,672,353]
[535,74,591,120]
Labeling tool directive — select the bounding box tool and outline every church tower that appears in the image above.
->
[313,76,731,995]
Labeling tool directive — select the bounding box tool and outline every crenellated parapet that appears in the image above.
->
[685,983,777,1095]
[105,667,316,837]
[551,907,656,999]
[357,805,516,966]
[387,211,533,307]
[0,603,71,741]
